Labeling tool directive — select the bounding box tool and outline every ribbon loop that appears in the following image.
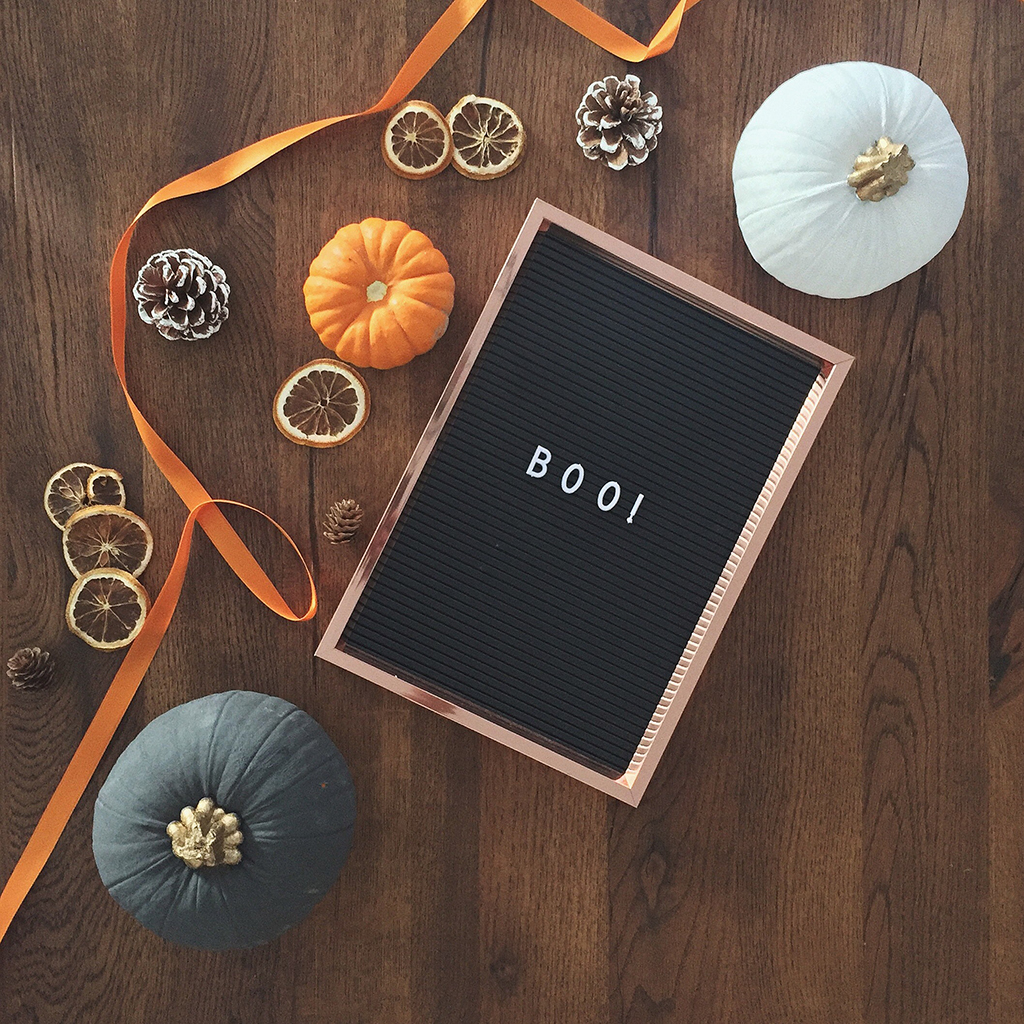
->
[0,500,314,938]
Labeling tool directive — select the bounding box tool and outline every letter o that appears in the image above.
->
[561,463,584,494]
[597,481,621,511]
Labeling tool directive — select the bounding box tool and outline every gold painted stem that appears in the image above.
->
[848,137,915,201]
[166,797,243,868]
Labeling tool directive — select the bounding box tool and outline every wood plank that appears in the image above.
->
[985,5,1024,1024]
[856,3,989,1020]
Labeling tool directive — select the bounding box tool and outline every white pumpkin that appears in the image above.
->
[732,62,968,299]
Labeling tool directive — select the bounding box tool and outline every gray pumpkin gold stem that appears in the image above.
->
[848,137,914,201]
[166,797,243,868]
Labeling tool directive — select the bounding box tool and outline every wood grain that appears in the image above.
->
[3,1,1023,1021]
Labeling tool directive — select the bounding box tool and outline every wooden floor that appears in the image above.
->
[3,1,1023,1021]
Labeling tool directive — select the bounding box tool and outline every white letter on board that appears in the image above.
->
[526,446,551,478]
[597,481,621,511]
[561,463,584,494]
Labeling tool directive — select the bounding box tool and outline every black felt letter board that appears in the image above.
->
[336,226,821,777]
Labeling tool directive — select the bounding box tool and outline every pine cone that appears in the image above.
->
[575,74,663,171]
[323,500,364,544]
[7,647,55,691]
[133,248,230,341]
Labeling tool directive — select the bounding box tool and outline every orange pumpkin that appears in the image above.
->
[303,218,455,370]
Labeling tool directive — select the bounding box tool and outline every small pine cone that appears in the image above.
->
[323,500,364,544]
[133,248,230,341]
[575,74,663,171]
[7,647,55,691]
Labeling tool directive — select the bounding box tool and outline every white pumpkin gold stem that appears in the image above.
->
[847,137,915,201]
[166,797,243,868]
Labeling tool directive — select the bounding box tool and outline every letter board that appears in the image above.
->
[317,200,853,804]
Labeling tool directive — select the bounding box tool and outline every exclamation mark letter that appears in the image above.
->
[626,493,645,524]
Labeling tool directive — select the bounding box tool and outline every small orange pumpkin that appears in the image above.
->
[303,218,455,370]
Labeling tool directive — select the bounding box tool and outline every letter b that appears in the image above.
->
[526,445,551,478]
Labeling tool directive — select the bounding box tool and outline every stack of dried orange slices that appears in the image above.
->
[381,95,525,181]
[44,463,153,650]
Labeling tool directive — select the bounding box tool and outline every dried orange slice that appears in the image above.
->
[381,101,453,179]
[44,462,100,529]
[62,505,154,578]
[87,468,126,507]
[446,95,525,180]
[273,359,370,447]
[66,568,149,649]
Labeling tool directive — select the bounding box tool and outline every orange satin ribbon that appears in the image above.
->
[0,0,702,944]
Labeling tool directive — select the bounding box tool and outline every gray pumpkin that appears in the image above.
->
[92,690,356,950]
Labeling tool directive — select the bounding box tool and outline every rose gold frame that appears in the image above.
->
[316,199,854,806]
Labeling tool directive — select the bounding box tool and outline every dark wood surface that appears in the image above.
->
[2,1,1023,1021]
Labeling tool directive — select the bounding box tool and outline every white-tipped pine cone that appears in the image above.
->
[133,248,230,341]
[575,74,663,171]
